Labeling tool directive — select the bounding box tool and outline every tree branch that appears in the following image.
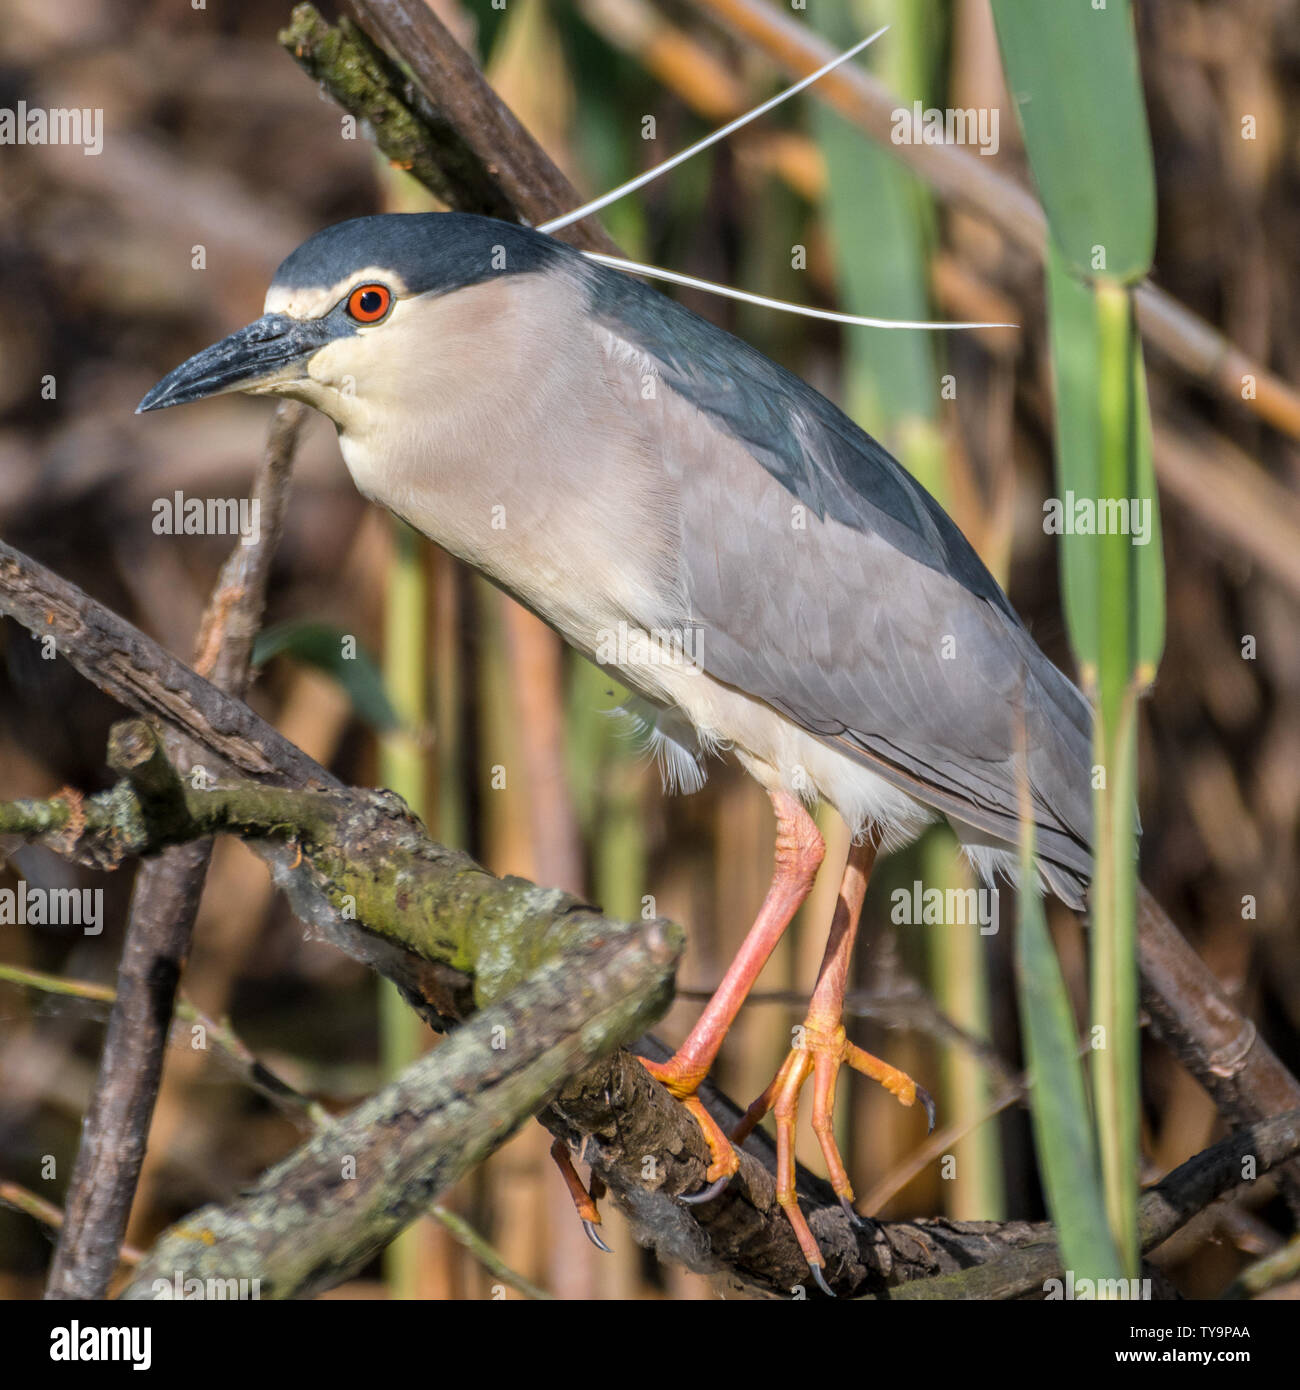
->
[875,1109,1300,1300]
[280,2,619,255]
[0,537,329,793]
[280,6,518,224]
[119,899,678,1300]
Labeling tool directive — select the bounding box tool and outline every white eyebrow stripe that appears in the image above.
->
[264,266,409,318]
[582,254,1019,331]
[538,27,889,236]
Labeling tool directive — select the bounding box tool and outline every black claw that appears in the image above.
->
[679,1172,733,1205]
[916,1083,937,1134]
[810,1264,836,1298]
[838,1194,866,1228]
[582,1220,612,1254]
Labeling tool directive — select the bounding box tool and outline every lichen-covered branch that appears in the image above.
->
[0,718,683,1017]
[0,709,1089,1296]
[280,2,619,255]
[120,907,679,1300]
[279,6,517,223]
[0,557,1055,1296]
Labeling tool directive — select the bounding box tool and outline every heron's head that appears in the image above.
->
[136,213,570,431]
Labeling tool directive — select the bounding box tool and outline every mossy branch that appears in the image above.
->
[278,2,620,254]
[1,718,683,1018]
[279,5,515,220]
[120,893,679,1300]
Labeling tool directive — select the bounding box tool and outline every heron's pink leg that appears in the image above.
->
[733,832,934,1289]
[641,789,825,1184]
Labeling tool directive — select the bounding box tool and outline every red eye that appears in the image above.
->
[347,284,391,322]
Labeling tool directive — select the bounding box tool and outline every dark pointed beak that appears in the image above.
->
[136,312,333,413]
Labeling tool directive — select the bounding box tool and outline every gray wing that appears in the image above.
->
[585,262,1094,899]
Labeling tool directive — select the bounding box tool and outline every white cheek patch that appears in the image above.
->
[305,335,360,385]
[263,265,409,319]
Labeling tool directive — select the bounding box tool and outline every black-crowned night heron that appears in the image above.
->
[139,211,1093,1291]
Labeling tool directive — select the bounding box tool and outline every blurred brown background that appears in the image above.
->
[1,0,1298,1299]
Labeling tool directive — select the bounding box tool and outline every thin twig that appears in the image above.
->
[0,961,328,1128]
[429,1206,554,1301]
[0,962,115,1007]
[0,1182,144,1267]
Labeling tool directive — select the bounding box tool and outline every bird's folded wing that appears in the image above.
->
[586,265,1094,884]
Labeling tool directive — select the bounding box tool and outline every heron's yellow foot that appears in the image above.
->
[639,1055,741,1202]
[732,1015,935,1295]
[550,1138,612,1252]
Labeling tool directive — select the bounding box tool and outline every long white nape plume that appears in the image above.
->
[538,27,888,236]
[539,28,1015,333]
[585,254,1017,330]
